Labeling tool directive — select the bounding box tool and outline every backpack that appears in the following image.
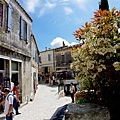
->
[7,94,17,108]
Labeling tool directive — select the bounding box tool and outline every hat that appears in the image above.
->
[4,88,10,92]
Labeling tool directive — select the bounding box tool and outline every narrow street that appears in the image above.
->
[0,84,71,120]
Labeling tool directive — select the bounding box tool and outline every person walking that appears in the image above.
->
[12,82,21,115]
[0,83,4,113]
[69,82,75,103]
[52,74,55,85]
[4,88,14,120]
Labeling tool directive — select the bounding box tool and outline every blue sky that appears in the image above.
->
[17,0,120,51]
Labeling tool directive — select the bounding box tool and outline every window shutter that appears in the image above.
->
[26,24,29,42]
[39,56,41,63]
[20,16,24,39]
[0,3,3,27]
[23,21,27,41]
[7,4,12,31]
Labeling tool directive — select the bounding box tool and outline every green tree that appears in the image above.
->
[71,8,120,120]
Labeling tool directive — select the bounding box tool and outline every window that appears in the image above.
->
[20,16,29,42]
[0,3,3,27]
[7,4,12,31]
[11,61,18,71]
[39,56,41,63]
[61,55,65,63]
[48,54,51,61]
[0,58,4,70]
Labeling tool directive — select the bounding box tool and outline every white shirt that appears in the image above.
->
[52,76,55,80]
[11,82,14,91]
[70,85,75,93]
[4,93,13,115]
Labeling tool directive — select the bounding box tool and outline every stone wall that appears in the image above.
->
[64,103,110,120]
[0,0,33,103]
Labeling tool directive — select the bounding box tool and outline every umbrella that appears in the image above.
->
[50,104,69,120]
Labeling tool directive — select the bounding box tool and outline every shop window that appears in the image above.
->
[0,3,3,27]
[12,61,18,71]
[0,58,4,70]
[20,16,29,43]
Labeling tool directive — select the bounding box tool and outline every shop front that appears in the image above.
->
[0,56,22,96]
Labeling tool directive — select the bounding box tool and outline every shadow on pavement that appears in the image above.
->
[0,116,5,120]
[50,104,69,120]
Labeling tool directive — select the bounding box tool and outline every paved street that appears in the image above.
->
[0,84,71,120]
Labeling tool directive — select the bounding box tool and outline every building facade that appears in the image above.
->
[30,34,39,100]
[55,46,73,72]
[39,48,54,82]
[39,43,74,81]
[0,0,33,103]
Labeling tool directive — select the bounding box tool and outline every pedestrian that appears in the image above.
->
[40,75,43,84]
[69,82,75,103]
[3,88,14,120]
[49,76,52,85]
[10,81,14,92]
[52,74,55,85]
[76,82,81,91]
[12,82,21,115]
[0,83,4,113]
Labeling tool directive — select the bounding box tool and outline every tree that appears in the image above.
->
[71,8,120,120]
[99,0,109,11]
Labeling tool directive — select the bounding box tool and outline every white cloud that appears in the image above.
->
[71,0,89,11]
[64,7,73,15]
[61,0,69,2]
[44,1,56,8]
[50,37,78,48]
[23,0,89,17]
[38,1,56,17]
[24,0,40,13]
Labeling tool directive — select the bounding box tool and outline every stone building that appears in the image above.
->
[0,0,34,103]
[39,43,74,81]
[30,34,39,100]
[55,45,73,72]
[39,48,54,82]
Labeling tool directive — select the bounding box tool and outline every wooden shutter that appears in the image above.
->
[20,16,24,39]
[0,3,3,27]
[7,4,12,31]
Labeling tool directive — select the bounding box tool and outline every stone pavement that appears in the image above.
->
[0,84,71,120]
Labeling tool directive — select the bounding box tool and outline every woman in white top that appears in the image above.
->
[69,82,75,103]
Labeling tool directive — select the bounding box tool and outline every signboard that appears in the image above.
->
[63,79,77,85]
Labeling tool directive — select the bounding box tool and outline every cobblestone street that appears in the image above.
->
[0,84,71,120]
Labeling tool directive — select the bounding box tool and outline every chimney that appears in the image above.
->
[63,41,65,47]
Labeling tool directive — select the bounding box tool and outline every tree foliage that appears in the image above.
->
[99,0,109,11]
[71,8,120,119]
